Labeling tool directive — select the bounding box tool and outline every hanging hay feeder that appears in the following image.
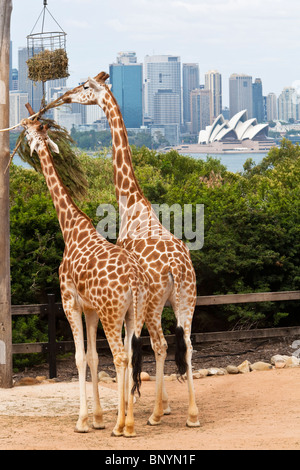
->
[26,1,69,83]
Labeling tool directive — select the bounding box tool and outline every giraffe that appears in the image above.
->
[60,72,200,428]
[20,117,150,438]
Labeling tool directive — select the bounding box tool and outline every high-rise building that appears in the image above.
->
[9,91,29,127]
[205,70,222,121]
[190,88,212,134]
[278,87,298,122]
[182,63,199,127]
[266,93,278,121]
[229,73,253,118]
[144,55,181,126]
[109,52,143,129]
[252,78,264,123]
[11,69,18,91]
[18,47,44,113]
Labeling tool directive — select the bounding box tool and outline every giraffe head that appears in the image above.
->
[21,119,59,156]
[61,72,111,107]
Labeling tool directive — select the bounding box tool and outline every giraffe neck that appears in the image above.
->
[38,141,93,242]
[101,91,147,208]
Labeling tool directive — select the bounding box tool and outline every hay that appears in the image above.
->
[16,118,88,201]
[27,48,69,82]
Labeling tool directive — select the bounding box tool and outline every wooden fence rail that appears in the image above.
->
[10,291,300,379]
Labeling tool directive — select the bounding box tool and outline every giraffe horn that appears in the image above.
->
[94,72,110,84]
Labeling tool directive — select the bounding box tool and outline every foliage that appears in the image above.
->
[70,128,167,151]
[9,139,300,341]
[16,118,88,200]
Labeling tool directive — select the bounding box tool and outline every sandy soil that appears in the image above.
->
[1,367,300,451]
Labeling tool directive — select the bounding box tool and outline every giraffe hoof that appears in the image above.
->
[147,417,162,426]
[124,429,137,438]
[92,424,106,430]
[111,428,124,437]
[186,419,200,428]
[74,426,89,433]
[163,406,171,415]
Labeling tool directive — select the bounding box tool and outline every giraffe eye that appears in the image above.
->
[83,84,89,90]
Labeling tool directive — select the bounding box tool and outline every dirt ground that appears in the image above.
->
[1,338,300,451]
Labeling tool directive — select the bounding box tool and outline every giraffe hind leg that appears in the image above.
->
[84,308,105,430]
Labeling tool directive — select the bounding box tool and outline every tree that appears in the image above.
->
[0,0,12,388]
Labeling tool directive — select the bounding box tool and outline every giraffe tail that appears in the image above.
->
[170,261,188,377]
[128,274,144,396]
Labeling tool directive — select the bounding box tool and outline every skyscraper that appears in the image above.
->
[278,87,298,122]
[9,91,29,127]
[205,70,222,121]
[229,73,253,118]
[182,63,199,127]
[190,88,212,134]
[109,52,143,128]
[144,55,181,126]
[18,47,44,112]
[252,78,264,123]
[266,93,278,121]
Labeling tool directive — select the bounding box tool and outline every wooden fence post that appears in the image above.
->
[47,294,57,378]
[0,0,13,389]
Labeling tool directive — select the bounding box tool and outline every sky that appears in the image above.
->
[10,0,300,106]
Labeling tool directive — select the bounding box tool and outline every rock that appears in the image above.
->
[100,376,114,383]
[250,361,272,371]
[226,365,239,374]
[275,361,286,369]
[285,356,300,367]
[207,367,225,376]
[164,374,177,382]
[197,369,209,378]
[271,354,288,365]
[237,360,251,374]
[193,369,208,379]
[140,371,150,381]
[98,370,110,381]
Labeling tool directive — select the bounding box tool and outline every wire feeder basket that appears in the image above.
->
[26,2,69,83]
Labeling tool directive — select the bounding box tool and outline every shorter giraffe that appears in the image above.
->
[21,118,150,438]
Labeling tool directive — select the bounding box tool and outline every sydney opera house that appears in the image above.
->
[198,110,269,144]
[172,109,275,154]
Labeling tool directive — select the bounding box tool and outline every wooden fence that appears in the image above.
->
[11,291,300,379]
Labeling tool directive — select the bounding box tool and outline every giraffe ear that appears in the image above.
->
[47,138,59,154]
[88,76,102,91]
[29,137,39,156]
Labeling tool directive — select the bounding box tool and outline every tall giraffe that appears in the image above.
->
[21,117,150,438]
[61,73,200,427]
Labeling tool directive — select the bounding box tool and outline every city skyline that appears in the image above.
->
[10,46,300,143]
[10,0,300,107]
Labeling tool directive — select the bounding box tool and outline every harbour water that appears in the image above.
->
[13,152,268,174]
[187,152,267,173]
